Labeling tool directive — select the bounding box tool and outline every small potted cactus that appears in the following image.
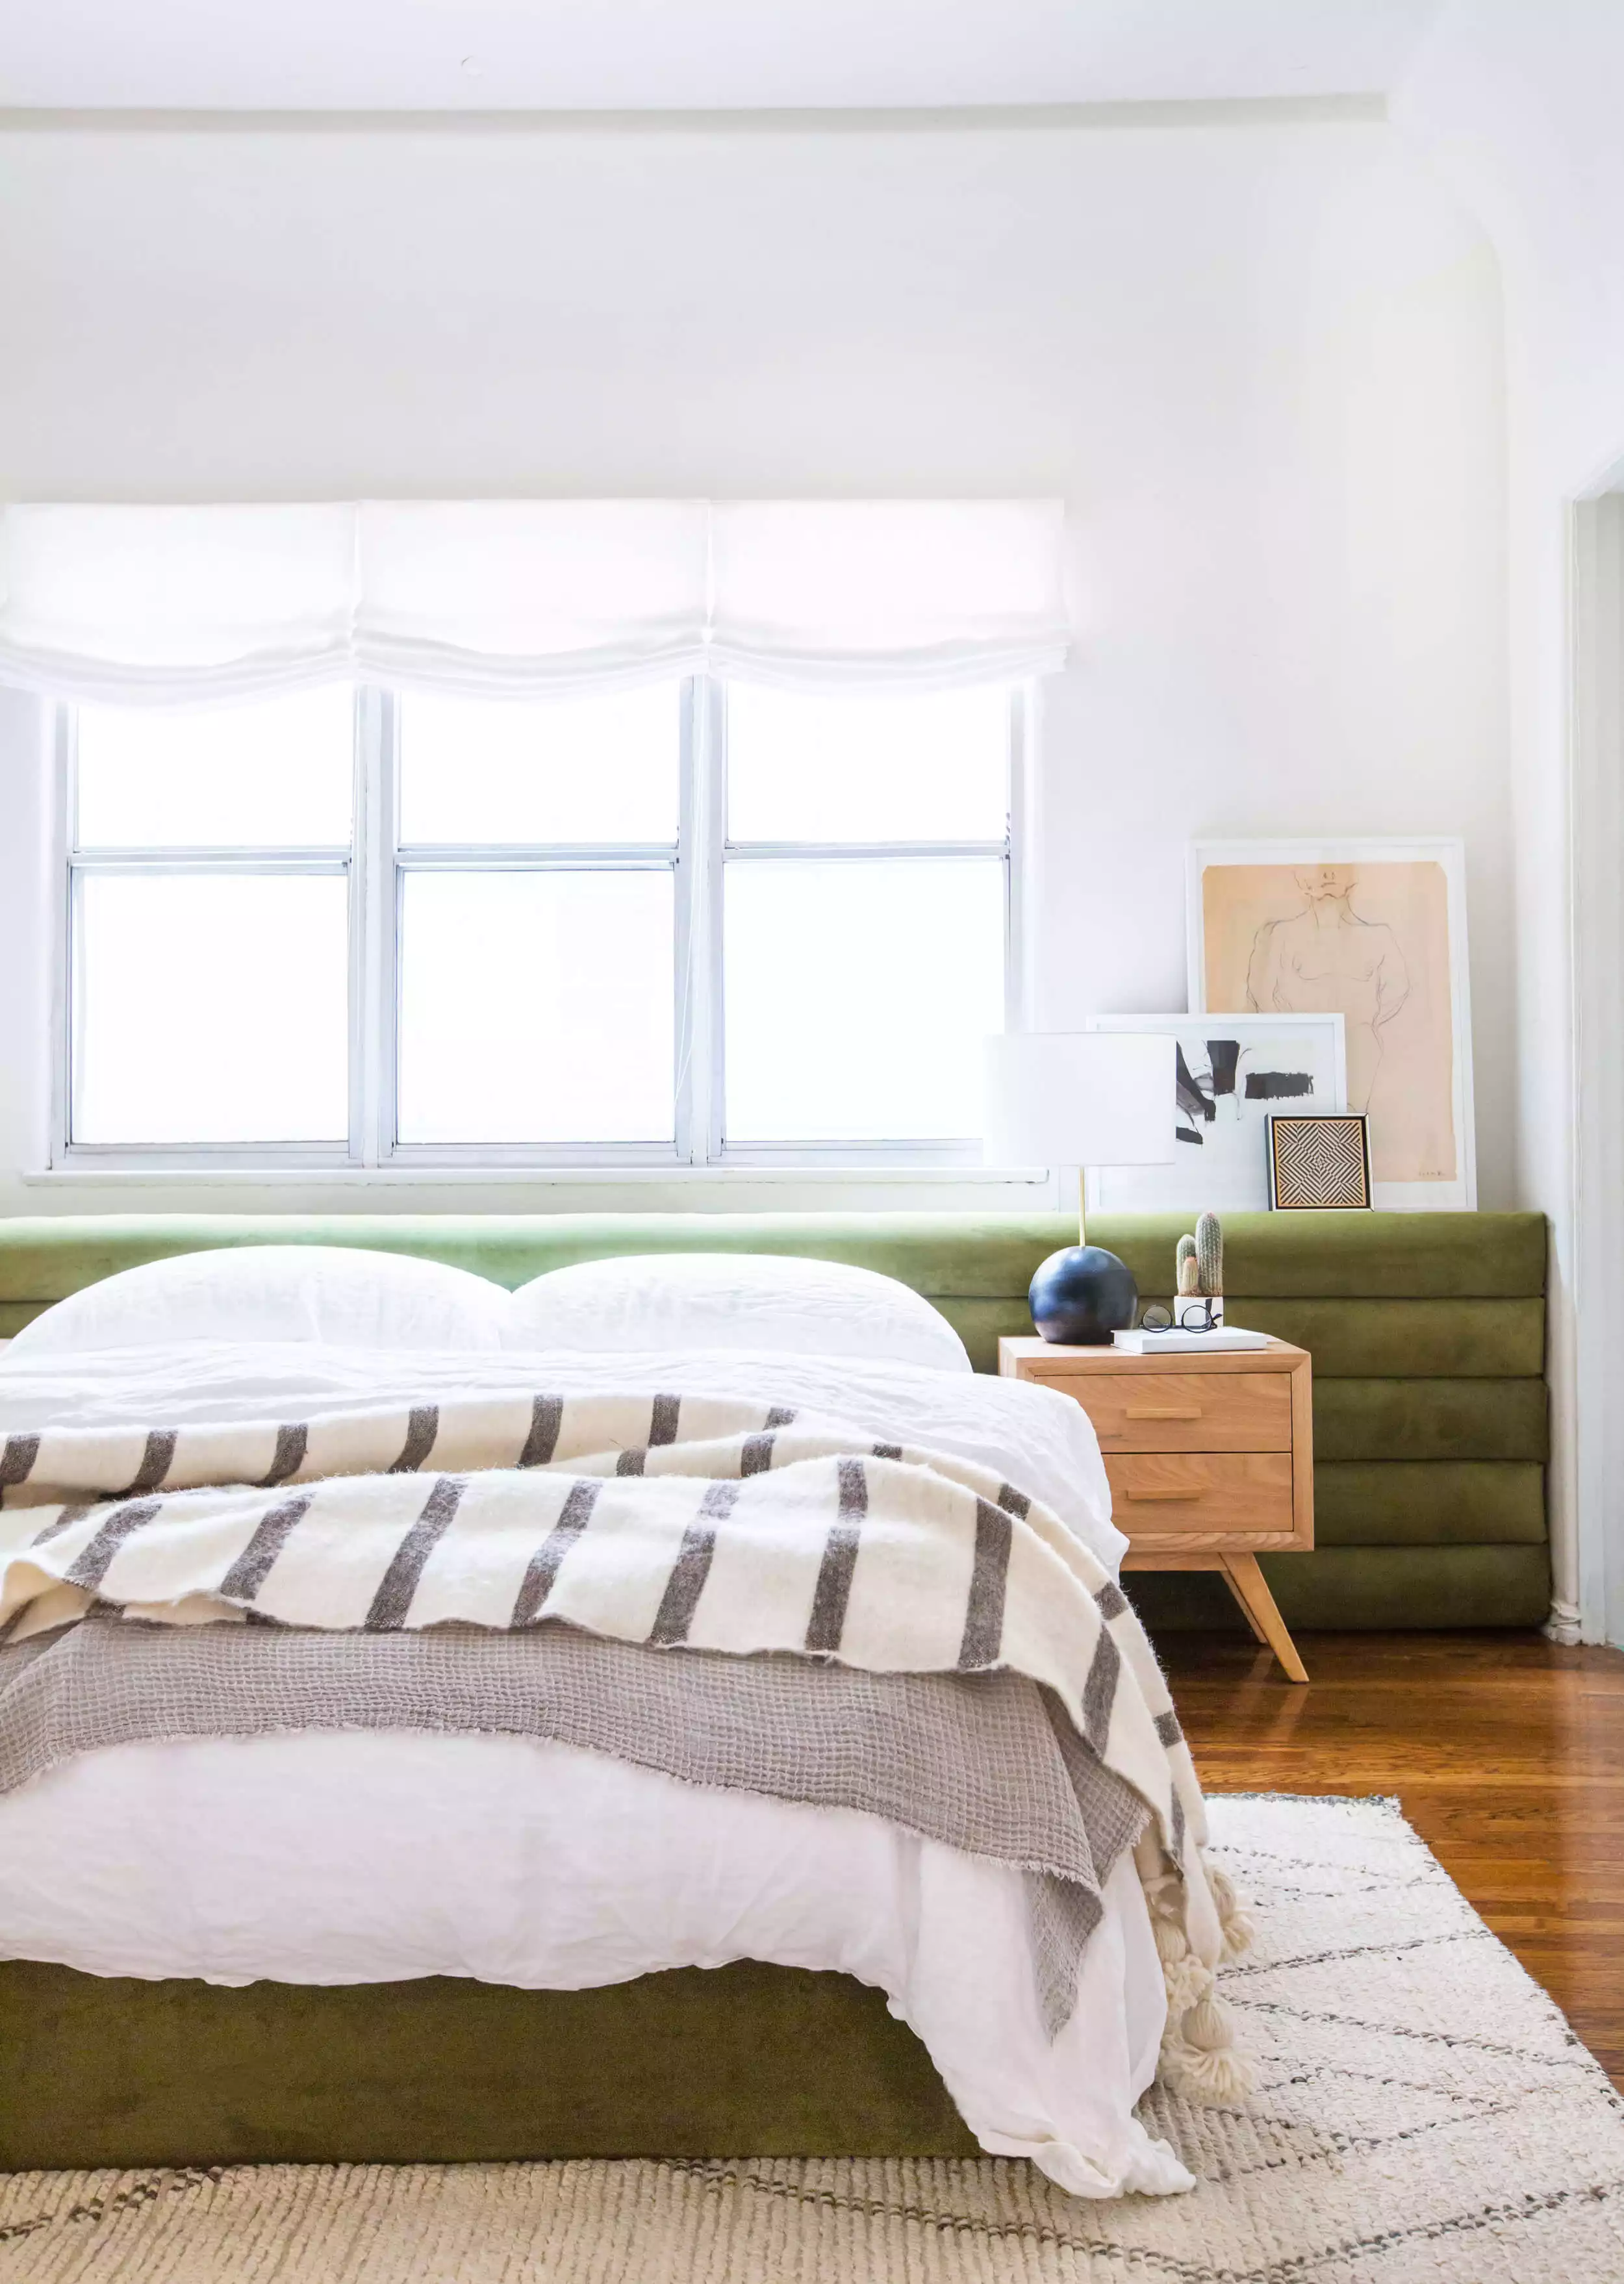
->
[1174,1212,1224,1330]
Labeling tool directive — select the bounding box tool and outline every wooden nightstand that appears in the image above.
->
[998,1335,1313,1683]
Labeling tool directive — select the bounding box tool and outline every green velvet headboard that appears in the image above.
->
[0,1210,1548,1634]
[0,1210,1063,1358]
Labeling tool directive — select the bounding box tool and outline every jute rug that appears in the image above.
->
[3,1795,1621,2283]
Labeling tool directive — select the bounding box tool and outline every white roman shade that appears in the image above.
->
[0,505,359,704]
[709,500,1071,689]
[355,500,711,697]
[0,498,1070,704]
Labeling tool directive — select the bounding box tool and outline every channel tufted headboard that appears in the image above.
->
[0,1209,1548,1634]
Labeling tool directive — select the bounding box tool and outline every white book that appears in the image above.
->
[1111,1327,1272,1354]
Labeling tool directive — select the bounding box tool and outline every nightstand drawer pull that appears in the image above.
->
[1055,1371,1293,1453]
[1102,1451,1297,1540]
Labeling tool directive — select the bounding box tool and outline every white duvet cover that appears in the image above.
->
[0,1341,1187,2198]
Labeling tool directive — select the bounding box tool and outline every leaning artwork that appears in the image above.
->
[1188,838,1475,1210]
[1082,1012,1346,1213]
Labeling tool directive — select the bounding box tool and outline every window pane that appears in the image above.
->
[399,686,680,845]
[75,688,353,848]
[724,859,1004,1141]
[398,870,674,1143]
[726,685,1009,844]
[73,873,349,1143]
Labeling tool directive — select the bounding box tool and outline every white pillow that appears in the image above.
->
[8,1245,513,1357]
[506,1253,971,1374]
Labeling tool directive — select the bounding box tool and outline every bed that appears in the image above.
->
[0,1243,1249,2194]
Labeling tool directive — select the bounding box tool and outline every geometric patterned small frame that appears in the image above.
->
[1267,1112,1373,1210]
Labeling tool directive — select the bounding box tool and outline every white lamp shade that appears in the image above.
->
[982,1033,1177,1167]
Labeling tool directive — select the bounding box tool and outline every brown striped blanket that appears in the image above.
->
[0,1388,1251,2097]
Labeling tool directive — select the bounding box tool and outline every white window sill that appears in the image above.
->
[21,1163,1052,1190]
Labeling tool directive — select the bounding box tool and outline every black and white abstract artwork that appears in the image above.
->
[1084,1012,1347,1212]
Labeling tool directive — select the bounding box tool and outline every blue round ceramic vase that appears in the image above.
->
[1028,1245,1139,1346]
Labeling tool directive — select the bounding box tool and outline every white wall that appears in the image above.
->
[1396,1,1624,1645]
[0,109,1510,1218]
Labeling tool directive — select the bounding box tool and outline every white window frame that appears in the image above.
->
[52,679,1030,1171]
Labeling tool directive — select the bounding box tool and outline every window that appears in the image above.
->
[394,687,680,1150]
[57,678,1022,1167]
[720,685,1012,1152]
[66,689,355,1149]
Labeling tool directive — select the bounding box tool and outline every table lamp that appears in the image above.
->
[982,1032,1176,1343]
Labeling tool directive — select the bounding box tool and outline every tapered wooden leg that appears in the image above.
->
[1222,1554,1310,1684]
[1228,1575,1273,1648]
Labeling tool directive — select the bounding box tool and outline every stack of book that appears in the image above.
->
[1111,1326,1271,1354]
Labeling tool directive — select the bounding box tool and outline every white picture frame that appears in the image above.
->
[1187,837,1476,1211]
[1082,1011,1347,1214]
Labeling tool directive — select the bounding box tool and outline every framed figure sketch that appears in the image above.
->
[1188,838,1475,1210]
[1082,1011,1346,1213]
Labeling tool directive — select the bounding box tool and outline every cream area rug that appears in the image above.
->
[2,1795,1621,2284]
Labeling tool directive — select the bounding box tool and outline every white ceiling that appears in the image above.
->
[0,0,1447,114]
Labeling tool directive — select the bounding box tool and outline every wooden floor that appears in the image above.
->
[1159,1629,1624,2090]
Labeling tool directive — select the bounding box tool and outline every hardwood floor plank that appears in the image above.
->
[1160,1628,1624,2090]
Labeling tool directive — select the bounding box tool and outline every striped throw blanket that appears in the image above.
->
[0,1388,1251,2098]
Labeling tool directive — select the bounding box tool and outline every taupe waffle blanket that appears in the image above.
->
[0,1615,1148,2038]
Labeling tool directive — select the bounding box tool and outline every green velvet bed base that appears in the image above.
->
[0,1208,1548,2168]
[0,1960,977,2171]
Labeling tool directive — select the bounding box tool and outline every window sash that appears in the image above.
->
[57,692,365,1165]
[713,850,1011,1160]
[53,681,1023,1168]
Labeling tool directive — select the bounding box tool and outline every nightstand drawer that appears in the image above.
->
[1104,1451,1294,1536]
[1054,1370,1293,1453]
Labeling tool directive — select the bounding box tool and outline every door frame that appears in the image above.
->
[1568,487,1624,1644]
